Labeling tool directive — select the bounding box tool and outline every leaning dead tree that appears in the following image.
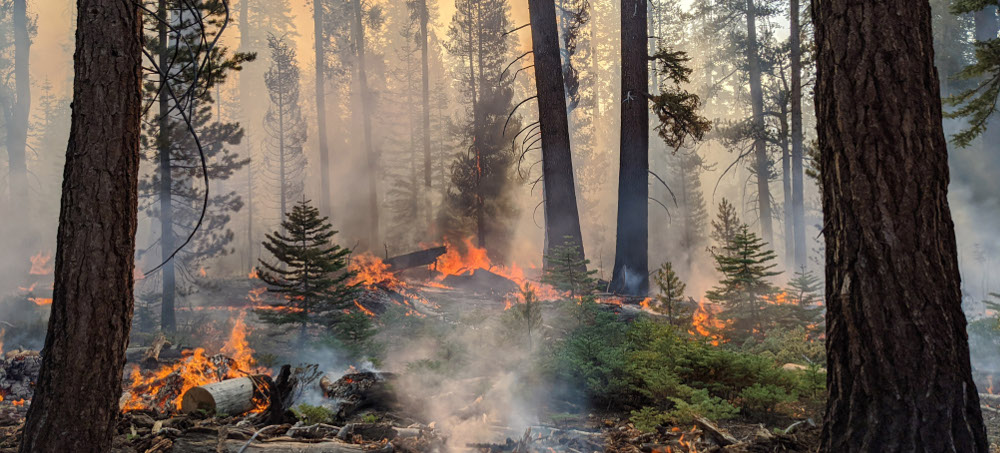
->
[19,0,143,450]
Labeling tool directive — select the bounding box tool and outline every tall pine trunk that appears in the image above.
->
[314,0,332,215]
[353,0,379,248]
[158,0,177,332]
[6,0,30,200]
[815,0,988,450]
[279,63,287,219]
[528,0,587,264]
[746,0,772,244]
[239,0,254,270]
[19,0,142,449]
[420,0,432,190]
[789,0,805,269]
[780,96,792,266]
[609,0,649,296]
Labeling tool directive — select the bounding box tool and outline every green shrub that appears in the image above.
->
[738,383,795,416]
[293,404,335,425]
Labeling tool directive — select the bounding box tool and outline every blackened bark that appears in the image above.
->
[528,0,587,264]
[315,0,332,216]
[609,0,649,296]
[157,0,176,332]
[746,0,772,244]
[6,0,30,199]
[352,0,379,248]
[815,0,988,451]
[790,0,805,270]
[19,0,142,450]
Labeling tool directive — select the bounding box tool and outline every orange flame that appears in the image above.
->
[763,291,792,306]
[349,254,405,291]
[199,267,208,278]
[248,268,259,279]
[689,299,726,346]
[29,252,53,275]
[354,300,376,317]
[434,239,564,301]
[29,297,52,306]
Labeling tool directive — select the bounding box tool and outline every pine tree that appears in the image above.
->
[256,200,358,345]
[652,261,687,324]
[262,35,307,224]
[542,236,598,297]
[502,284,543,349]
[676,148,711,271]
[706,224,781,341]
[710,198,741,256]
[786,266,823,330]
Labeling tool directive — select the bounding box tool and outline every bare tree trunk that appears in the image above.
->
[6,0,30,199]
[789,0,805,270]
[279,62,287,220]
[780,93,792,266]
[314,0,332,216]
[353,0,379,249]
[609,0,649,296]
[528,0,587,265]
[420,0,432,190]
[815,0,988,450]
[157,0,177,332]
[19,0,142,450]
[746,0,772,244]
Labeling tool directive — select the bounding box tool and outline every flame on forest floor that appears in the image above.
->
[988,376,995,395]
[29,252,53,275]
[433,238,564,301]
[354,300,376,317]
[122,314,267,413]
[199,267,208,278]
[0,328,5,354]
[349,253,405,291]
[248,268,259,279]
[689,300,726,346]
[28,297,52,306]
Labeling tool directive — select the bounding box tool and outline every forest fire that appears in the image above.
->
[689,300,726,346]
[27,297,52,306]
[349,253,405,290]
[28,252,53,275]
[763,292,792,306]
[122,315,267,414]
[434,238,564,300]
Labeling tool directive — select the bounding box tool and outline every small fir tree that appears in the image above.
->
[256,200,357,345]
[786,266,824,330]
[706,224,781,341]
[502,284,544,349]
[709,199,741,258]
[542,236,598,297]
[652,262,687,324]
[328,311,379,363]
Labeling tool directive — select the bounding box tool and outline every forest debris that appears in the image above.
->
[337,423,399,441]
[180,375,271,416]
[384,247,447,271]
[695,416,738,446]
[287,423,341,439]
[441,269,520,295]
[320,371,399,422]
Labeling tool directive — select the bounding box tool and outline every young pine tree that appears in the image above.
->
[542,236,598,297]
[502,284,543,349]
[709,198,741,258]
[256,200,357,345]
[786,266,823,330]
[705,224,781,341]
[652,262,687,324]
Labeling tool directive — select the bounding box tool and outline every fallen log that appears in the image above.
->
[385,246,447,271]
[181,375,271,416]
[694,416,737,447]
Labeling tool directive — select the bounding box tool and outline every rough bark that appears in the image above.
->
[790,0,806,270]
[528,0,587,265]
[157,0,177,332]
[353,0,379,249]
[18,0,142,450]
[5,0,30,200]
[814,0,988,451]
[609,0,649,296]
[745,0,772,245]
[314,0,332,216]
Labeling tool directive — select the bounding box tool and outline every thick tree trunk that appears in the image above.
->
[6,0,30,200]
[814,0,988,451]
[528,0,587,265]
[158,0,177,332]
[19,0,142,450]
[745,0,772,245]
[789,0,806,270]
[353,0,379,249]
[314,0,332,216]
[609,0,649,296]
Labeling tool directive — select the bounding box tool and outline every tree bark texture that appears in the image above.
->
[19,0,142,450]
[814,0,988,451]
[609,0,649,296]
[157,0,177,332]
[353,0,379,249]
[528,0,587,265]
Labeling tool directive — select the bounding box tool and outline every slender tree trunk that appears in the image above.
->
[19,0,142,449]
[790,0,805,270]
[420,0,431,190]
[314,0,332,216]
[474,2,487,248]
[247,154,254,271]
[6,0,30,199]
[528,0,587,265]
[609,0,649,296]
[279,63,287,219]
[815,0,988,450]
[745,0,772,244]
[157,0,177,332]
[780,97,792,266]
[239,0,254,270]
[353,0,379,248]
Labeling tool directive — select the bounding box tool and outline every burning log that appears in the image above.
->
[384,246,447,271]
[441,269,520,295]
[320,371,399,422]
[180,375,271,416]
